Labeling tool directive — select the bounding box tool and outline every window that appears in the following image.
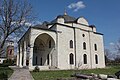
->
[70,40,73,48]
[94,44,97,51]
[82,34,85,37]
[83,54,87,64]
[83,42,86,50]
[70,53,74,64]
[47,54,49,65]
[49,40,51,48]
[95,55,98,64]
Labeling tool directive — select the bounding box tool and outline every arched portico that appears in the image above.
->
[33,33,55,67]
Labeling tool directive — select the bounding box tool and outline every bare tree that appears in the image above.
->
[115,39,120,54]
[0,0,33,56]
[104,49,111,64]
[114,39,120,63]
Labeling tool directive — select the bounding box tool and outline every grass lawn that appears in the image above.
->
[31,66,120,80]
[0,67,13,78]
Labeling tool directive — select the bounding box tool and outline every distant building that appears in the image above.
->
[17,13,105,70]
[6,40,14,60]
[1,40,14,60]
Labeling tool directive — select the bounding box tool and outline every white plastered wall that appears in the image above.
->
[56,24,75,69]
[89,32,105,68]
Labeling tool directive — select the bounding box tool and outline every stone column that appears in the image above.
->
[19,45,22,67]
[50,54,52,66]
[29,45,33,68]
[16,53,19,66]
[23,41,27,67]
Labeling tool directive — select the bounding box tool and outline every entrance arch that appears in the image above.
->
[33,33,55,66]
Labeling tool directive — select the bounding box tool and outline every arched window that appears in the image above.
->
[70,40,73,48]
[83,42,86,50]
[70,53,74,64]
[95,55,98,64]
[94,44,97,51]
[83,54,87,64]
[47,54,49,65]
[49,40,51,48]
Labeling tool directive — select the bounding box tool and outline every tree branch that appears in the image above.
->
[0,0,33,56]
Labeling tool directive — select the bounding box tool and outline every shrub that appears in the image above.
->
[0,71,8,80]
[33,66,40,72]
[0,59,15,67]
[0,63,9,67]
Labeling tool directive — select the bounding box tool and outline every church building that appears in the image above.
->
[17,13,105,70]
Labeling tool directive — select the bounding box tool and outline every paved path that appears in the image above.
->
[9,66,34,80]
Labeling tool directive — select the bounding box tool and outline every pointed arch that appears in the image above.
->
[33,33,55,66]
[70,40,73,48]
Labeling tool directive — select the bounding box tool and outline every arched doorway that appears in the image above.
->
[33,33,55,66]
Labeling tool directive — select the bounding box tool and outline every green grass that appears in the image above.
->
[81,66,120,75]
[31,70,76,80]
[31,66,120,80]
[0,67,13,78]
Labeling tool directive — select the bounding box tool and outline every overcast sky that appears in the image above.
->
[29,0,120,49]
